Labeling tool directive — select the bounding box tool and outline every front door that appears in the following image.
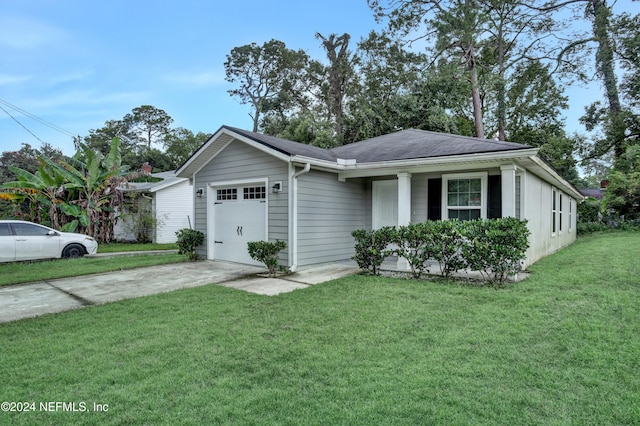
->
[372,180,398,229]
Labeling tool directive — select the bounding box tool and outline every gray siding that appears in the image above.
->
[297,171,367,266]
[193,140,289,260]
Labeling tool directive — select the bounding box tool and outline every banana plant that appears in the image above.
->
[39,138,133,242]
[1,162,70,229]
[1,138,134,242]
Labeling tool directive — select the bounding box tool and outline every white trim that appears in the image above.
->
[551,187,558,237]
[441,172,488,220]
[208,177,269,189]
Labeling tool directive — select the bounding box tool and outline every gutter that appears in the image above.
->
[289,162,311,273]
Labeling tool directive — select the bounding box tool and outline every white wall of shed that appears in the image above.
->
[154,179,194,244]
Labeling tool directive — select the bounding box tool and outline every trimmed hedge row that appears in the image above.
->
[352,218,530,284]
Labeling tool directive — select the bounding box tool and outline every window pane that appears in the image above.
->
[448,180,458,192]
[469,192,481,206]
[448,194,458,205]
[0,223,11,236]
[244,186,266,200]
[470,179,481,192]
[459,180,469,192]
[459,193,469,206]
[448,209,480,221]
[13,223,50,236]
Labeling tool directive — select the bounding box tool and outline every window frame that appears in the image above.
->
[559,192,564,233]
[551,188,558,236]
[441,172,488,221]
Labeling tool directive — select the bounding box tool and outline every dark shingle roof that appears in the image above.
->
[331,129,531,162]
[223,126,337,162]
[225,127,531,164]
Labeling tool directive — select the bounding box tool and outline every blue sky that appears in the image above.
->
[0,0,636,156]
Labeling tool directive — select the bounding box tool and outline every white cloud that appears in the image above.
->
[0,17,68,50]
[0,74,32,86]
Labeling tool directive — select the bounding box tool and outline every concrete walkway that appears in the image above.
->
[0,261,359,323]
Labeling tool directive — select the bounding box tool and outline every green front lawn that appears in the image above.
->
[98,242,178,253]
[0,254,186,286]
[1,232,638,424]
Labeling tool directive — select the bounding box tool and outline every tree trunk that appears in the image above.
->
[466,46,485,139]
[591,0,625,160]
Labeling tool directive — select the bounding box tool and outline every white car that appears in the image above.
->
[0,220,98,263]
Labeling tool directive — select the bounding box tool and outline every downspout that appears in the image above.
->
[289,163,311,273]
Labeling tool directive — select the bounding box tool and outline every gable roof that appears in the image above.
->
[225,126,337,162]
[225,127,532,163]
[331,129,531,162]
[176,126,533,177]
[175,125,582,200]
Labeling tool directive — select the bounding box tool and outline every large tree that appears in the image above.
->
[164,128,211,167]
[82,106,177,171]
[224,39,309,132]
[347,30,469,141]
[370,0,488,138]
[368,0,564,140]
[315,33,356,142]
[123,105,174,149]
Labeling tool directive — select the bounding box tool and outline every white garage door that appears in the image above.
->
[213,185,267,265]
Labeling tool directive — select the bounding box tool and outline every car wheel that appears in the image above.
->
[62,244,85,258]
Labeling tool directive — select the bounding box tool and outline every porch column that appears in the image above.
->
[397,172,412,271]
[500,165,516,218]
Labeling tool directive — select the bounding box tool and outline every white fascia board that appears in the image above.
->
[527,155,585,200]
[290,155,343,171]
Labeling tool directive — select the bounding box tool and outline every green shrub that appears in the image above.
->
[352,219,530,284]
[247,240,287,277]
[577,197,601,223]
[392,222,436,278]
[461,218,530,285]
[175,228,205,261]
[430,220,466,278]
[351,227,396,275]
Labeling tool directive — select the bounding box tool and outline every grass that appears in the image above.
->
[0,232,639,424]
[0,254,186,286]
[98,242,178,253]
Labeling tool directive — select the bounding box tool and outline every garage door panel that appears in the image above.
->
[213,187,266,265]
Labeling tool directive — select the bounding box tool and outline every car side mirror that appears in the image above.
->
[47,230,58,236]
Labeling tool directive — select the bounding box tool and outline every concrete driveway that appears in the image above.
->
[0,261,359,323]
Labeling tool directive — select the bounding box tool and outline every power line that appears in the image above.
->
[0,98,76,139]
[0,104,47,145]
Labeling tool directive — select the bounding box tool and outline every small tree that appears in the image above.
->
[176,228,205,261]
[461,218,530,285]
[392,222,436,278]
[247,240,287,277]
[430,220,466,278]
[351,226,396,275]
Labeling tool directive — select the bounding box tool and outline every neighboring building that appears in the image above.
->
[115,171,193,244]
[176,126,583,270]
[579,180,609,201]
